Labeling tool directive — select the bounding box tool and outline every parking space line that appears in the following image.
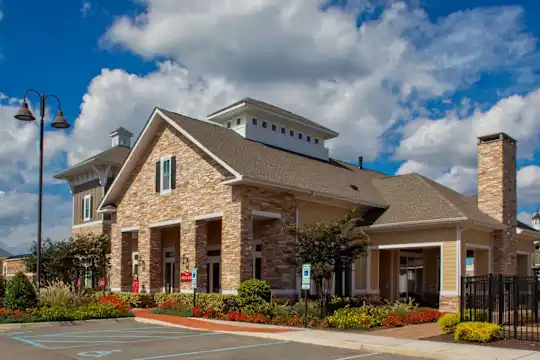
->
[332,354,380,360]
[13,331,221,350]
[22,326,166,338]
[133,340,289,360]
[45,334,189,338]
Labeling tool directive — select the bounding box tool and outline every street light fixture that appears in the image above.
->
[14,89,71,290]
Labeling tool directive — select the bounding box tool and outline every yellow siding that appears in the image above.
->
[442,241,457,291]
[463,229,492,247]
[369,227,455,246]
[297,201,351,227]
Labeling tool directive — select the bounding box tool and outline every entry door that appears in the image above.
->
[164,261,176,293]
[207,257,221,293]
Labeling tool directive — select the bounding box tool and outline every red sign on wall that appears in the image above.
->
[181,271,191,283]
[100,277,105,289]
[77,279,81,287]
[132,279,139,293]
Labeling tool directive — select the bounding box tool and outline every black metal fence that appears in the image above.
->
[461,275,540,341]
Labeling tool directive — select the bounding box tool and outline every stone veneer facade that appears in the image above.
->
[477,133,517,275]
[109,120,297,294]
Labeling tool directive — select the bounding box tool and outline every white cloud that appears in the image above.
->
[518,211,535,227]
[81,1,91,18]
[518,165,540,204]
[0,191,72,254]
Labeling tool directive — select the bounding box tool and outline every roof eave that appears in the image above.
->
[362,217,469,232]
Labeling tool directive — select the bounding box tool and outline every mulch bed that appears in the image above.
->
[425,333,540,351]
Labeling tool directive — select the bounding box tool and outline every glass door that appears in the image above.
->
[164,261,175,293]
[207,258,221,293]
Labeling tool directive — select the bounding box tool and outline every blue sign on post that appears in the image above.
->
[301,264,311,290]
[191,268,198,290]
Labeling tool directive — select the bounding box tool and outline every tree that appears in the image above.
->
[4,272,38,310]
[25,234,111,288]
[286,209,368,313]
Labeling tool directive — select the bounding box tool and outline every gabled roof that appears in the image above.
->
[207,97,339,138]
[99,108,388,211]
[365,174,505,228]
[54,146,130,179]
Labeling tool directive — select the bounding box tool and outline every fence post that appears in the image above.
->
[535,278,539,323]
[498,274,503,326]
[460,276,465,322]
[488,273,493,322]
[514,275,519,339]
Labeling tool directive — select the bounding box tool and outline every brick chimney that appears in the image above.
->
[477,132,517,274]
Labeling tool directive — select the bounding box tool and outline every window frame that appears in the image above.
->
[281,127,286,134]
[236,118,241,126]
[262,121,267,129]
[298,132,303,140]
[252,118,258,125]
[226,122,232,129]
[289,130,295,137]
[252,241,262,280]
[160,155,172,195]
[83,194,92,221]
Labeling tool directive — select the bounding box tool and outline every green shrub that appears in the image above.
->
[39,282,90,308]
[85,302,122,319]
[4,272,38,310]
[0,275,5,305]
[326,305,376,329]
[292,300,320,318]
[39,306,74,322]
[154,293,238,313]
[115,293,155,308]
[438,313,460,334]
[453,322,501,342]
[237,279,271,303]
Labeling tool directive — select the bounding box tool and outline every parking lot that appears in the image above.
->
[0,320,424,360]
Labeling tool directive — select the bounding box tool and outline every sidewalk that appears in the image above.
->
[133,311,540,360]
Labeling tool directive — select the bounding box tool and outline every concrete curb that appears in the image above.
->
[134,318,539,360]
[0,317,136,331]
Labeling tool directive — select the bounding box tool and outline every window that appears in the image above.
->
[156,156,176,194]
[226,122,231,129]
[271,124,277,131]
[262,121,267,129]
[236,118,241,125]
[290,130,295,137]
[252,118,258,125]
[83,194,92,221]
[161,157,172,192]
[253,242,262,280]
[298,133,303,140]
[314,138,319,145]
[281,127,286,134]
[307,135,311,143]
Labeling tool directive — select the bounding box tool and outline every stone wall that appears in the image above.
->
[439,295,460,313]
[72,222,111,238]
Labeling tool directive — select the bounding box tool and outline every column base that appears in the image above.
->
[439,295,460,313]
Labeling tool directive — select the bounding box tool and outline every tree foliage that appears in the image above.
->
[4,272,38,310]
[25,234,110,287]
[286,209,368,309]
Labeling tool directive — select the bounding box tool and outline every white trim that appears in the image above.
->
[366,250,372,291]
[465,243,493,275]
[83,194,92,221]
[110,287,122,292]
[466,243,491,250]
[150,219,182,228]
[367,217,468,229]
[159,155,172,196]
[252,210,281,219]
[440,290,459,296]
[517,250,531,255]
[72,220,112,229]
[221,289,238,295]
[377,242,443,250]
[98,108,242,212]
[195,212,224,221]
[206,102,247,120]
[121,226,140,233]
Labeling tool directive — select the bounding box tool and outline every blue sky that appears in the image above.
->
[0,0,539,254]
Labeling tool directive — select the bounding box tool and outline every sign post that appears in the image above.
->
[191,267,198,308]
[301,263,311,328]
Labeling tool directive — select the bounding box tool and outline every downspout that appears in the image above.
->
[456,222,472,296]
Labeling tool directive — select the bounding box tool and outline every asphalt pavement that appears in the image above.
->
[0,320,426,360]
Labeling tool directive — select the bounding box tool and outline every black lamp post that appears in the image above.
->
[14,90,70,290]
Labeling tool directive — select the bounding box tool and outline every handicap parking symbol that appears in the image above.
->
[78,350,122,357]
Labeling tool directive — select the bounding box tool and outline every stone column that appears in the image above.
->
[221,205,253,293]
[138,227,162,293]
[109,225,133,292]
[493,230,517,275]
[260,219,296,292]
[195,221,208,292]
[180,220,195,292]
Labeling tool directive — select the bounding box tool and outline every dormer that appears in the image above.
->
[110,127,133,148]
[207,98,338,161]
